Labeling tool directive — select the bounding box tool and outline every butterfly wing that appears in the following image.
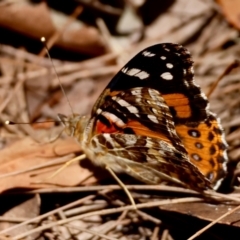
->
[89,133,210,190]
[84,43,227,190]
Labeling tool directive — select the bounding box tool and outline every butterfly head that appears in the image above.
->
[58,113,90,141]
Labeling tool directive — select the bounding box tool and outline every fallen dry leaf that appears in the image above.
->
[0,2,106,56]
[160,198,240,227]
[0,194,41,239]
[217,0,240,30]
[0,136,98,193]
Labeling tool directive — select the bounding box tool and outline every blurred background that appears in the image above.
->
[0,0,240,239]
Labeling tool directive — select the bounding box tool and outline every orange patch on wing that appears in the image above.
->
[176,121,225,183]
[126,120,171,143]
[174,106,191,118]
[162,93,191,118]
[96,120,119,134]
[110,90,121,97]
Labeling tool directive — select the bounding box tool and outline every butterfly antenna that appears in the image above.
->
[40,37,74,116]
[5,120,59,125]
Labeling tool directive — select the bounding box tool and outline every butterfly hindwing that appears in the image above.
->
[89,133,211,190]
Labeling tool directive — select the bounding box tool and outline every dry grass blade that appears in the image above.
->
[4,197,203,240]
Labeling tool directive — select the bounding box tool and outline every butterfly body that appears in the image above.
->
[60,43,228,191]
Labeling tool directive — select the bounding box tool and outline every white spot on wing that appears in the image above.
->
[200,92,207,100]
[160,56,166,60]
[148,89,166,108]
[122,67,128,73]
[136,71,149,79]
[192,153,201,161]
[195,143,202,149]
[102,111,125,127]
[127,106,139,113]
[122,68,149,80]
[148,89,159,101]
[161,72,173,80]
[126,68,140,75]
[222,152,228,170]
[117,99,139,113]
[166,63,173,69]
[96,108,102,114]
[159,141,174,152]
[184,80,189,87]
[118,99,129,107]
[131,89,142,95]
[215,115,228,152]
[148,114,159,123]
[190,66,194,74]
[146,139,154,148]
[152,108,158,115]
[190,131,198,137]
[124,134,137,145]
[142,51,155,57]
[135,98,142,103]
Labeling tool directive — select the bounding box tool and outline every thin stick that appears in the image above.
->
[8,185,240,203]
[75,0,122,15]
[207,60,239,97]
[105,165,137,209]
[96,18,112,52]
[4,184,198,196]
[188,204,240,240]
[151,226,160,240]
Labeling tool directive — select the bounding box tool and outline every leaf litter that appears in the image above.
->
[0,0,240,239]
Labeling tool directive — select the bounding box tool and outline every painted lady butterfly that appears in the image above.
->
[59,43,228,191]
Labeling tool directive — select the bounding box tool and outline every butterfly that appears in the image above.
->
[59,43,228,191]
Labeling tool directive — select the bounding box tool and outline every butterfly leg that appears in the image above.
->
[47,154,86,179]
[105,165,137,210]
[30,154,87,185]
